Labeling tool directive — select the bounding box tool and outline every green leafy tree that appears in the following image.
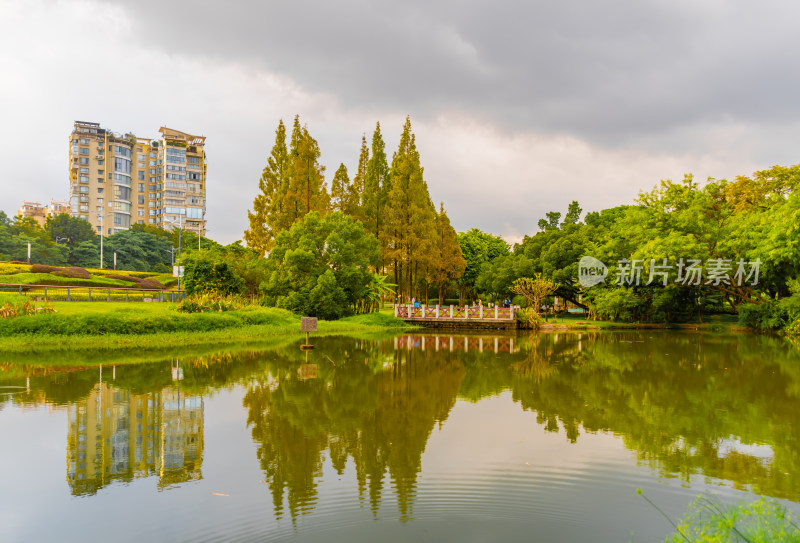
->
[183,254,245,296]
[457,228,510,304]
[103,229,173,271]
[561,200,582,226]
[262,211,379,319]
[537,211,561,231]
[44,213,96,264]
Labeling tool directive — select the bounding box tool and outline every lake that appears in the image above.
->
[1,330,799,542]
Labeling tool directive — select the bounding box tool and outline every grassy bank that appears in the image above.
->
[0,300,413,351]
[522,312,743,332]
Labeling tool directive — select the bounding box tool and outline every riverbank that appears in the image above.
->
[0,301,413,351]
[515,312,745,332]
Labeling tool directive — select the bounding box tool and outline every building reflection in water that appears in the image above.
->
[66,369,204,496]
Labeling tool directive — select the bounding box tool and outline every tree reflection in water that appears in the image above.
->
[2,331,799,522]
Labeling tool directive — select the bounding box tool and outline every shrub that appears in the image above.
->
[176,293,251,313]
[0,273,132,288]
[666,496,800,542]
[51,267,91,279]
[30,264,55,273]
[0,296,56,318]
[184,259,244,296]
[29,264,91,279]
[738,301,791,331]
[0,263,30,275]
[138,278,166,290]
[106,274,144,283]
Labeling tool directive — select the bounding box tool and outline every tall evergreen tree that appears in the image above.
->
[362,123,389,268]
[286,121,328,222]
[330,163,352,213]
[351,134,369,219]
[385,116,436,299]
[245,119,291,255]
[432,203,467,303]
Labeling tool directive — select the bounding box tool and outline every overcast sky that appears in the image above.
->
[2,0,799,244]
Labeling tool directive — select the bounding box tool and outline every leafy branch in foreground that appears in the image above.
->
[637,489,800,542]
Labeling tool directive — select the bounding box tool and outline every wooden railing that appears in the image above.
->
[0,284,185,303]
[395,304,516,320]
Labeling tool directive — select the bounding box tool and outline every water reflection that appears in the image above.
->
[67,382,203,495]
[1,330,799,524]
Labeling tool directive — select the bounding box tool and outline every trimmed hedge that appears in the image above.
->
[0,307,297,336]
[30,265,91,279]
[0,273,134,288]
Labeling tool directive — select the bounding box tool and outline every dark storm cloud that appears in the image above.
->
[100,0,800,145]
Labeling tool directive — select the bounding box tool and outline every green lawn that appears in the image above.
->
[0,299,413,351]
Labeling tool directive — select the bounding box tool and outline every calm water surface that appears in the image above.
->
[1,331,799,542]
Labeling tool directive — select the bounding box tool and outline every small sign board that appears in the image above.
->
[301,317,318,332]
[172,265,185,278]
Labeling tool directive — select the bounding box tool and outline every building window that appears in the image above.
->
[79,157,89,165]
[79,148,89,155]
[97,188,103,193]
[114,157,131,174]
[138,183,144,192]
[98,170,104,175]
[80,138,89,145]
[79,186,89,193]
[80,167,89,174]
[98,178,103,184]
[113,174,131,186]
[115,186,131,201]
[138,196,145,205]
[98,160,104,166]
[138,171,145,180]
[79,176,89,183]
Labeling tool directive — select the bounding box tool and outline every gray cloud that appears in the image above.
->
[100,0,800,147]
[3,0,800,246]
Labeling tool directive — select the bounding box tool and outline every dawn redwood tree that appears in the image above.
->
[431,203,466,304]
[361,122,390,269]
[384,116,436,300]
[245,119,291,255]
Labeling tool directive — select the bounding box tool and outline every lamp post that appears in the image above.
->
[165,215,183,291]
[162,247,176,267]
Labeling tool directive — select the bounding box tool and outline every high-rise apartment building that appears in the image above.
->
[68,121,207,236]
